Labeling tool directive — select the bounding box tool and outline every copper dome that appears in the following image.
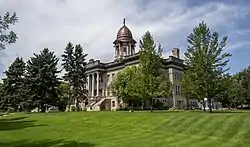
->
[116,25,133,39]
[113,19,136,44]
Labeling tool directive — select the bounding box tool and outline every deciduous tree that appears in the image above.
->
[240,66,250,104]
[110,66,142,109]
[58,81,70,111]
[138,31,172,111]
[0,12,18,50]
[181,69,197,110]
[184,21,232,112]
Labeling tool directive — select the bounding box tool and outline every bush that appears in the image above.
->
[71,106,76,112]
[82,107,87,111]
[169,107,178,111]
[117,107,129,111]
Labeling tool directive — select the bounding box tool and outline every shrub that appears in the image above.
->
[169,107,177,111]
[71,106,76,112]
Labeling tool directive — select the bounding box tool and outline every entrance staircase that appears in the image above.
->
[87,98,106,111]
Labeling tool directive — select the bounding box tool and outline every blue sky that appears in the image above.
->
[0,0,250,79]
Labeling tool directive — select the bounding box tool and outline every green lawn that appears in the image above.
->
[0,111,250,147]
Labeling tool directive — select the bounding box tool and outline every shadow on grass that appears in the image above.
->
[0,140,95,147]
[0,116,28,121]
[135,110,250,114]
[0,116,47,131]
[184,110,249,113]
[208,110,248,113]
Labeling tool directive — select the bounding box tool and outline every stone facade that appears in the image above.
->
[84,20,193,111]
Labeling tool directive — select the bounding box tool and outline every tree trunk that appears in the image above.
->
[202,99,206,111]
[150,98,153,112]
[208,98,212,113]
[141,99,144,110]
[186,97,190,110]
[76,97,80,112]
[41,106,46,113]
[40,101,46,112]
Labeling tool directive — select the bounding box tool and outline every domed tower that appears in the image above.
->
[113,19,136,60]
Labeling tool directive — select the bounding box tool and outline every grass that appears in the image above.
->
[0,111,250,147]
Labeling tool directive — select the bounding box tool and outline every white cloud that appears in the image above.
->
[226,41,250,51]
[0,0,249,78]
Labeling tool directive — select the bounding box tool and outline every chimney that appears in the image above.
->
[172,48,180,58]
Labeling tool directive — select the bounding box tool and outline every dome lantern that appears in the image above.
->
[113,19,136,60]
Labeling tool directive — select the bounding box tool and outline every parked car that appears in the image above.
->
[45,105,59,113]
[47,107,59,113]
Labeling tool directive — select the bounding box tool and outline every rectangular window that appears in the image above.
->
[174,73,177,80]
[107,74,110,82]
[99,75,103,83]
[175,85,181,95]
[112,101,115,107]
[175,85,178,95]
[99,89,103,96]
[179,86,181,95]
[107,90,110,96]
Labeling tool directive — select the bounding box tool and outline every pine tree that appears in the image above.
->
[0,12,18,50]
[0,83,4,109]
[61,42,74,110]
[1,57,25,111]
[184,21,232,112]
[25,48,60,112]
[138,31,172,111]
[62,43,88,111]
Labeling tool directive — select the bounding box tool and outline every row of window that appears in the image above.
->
[189,101,198,106]
[93,87,180,96]
[88,89,114,97]
[107,73,115,82]
[174,85,181,95]
[91,73,115,84]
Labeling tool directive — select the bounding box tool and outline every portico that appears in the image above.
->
[87,72,102,98]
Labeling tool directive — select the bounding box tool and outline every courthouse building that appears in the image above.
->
[84,20,189,111]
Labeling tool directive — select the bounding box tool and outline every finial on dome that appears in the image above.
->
[123,18,125,26]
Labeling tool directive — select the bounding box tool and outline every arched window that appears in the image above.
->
[131,45,134,55]
[123,46,127,56]
[115,46,119,57]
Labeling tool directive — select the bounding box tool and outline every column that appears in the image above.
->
[173,86,176,107]
[131,45,134,55]
[128,43,131,56]
[119,43,121,57]
[126,45,129,56]
[97,72,99,97]
[91,74,94,97]
[116,47,119,57]
[88,74,91,96]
